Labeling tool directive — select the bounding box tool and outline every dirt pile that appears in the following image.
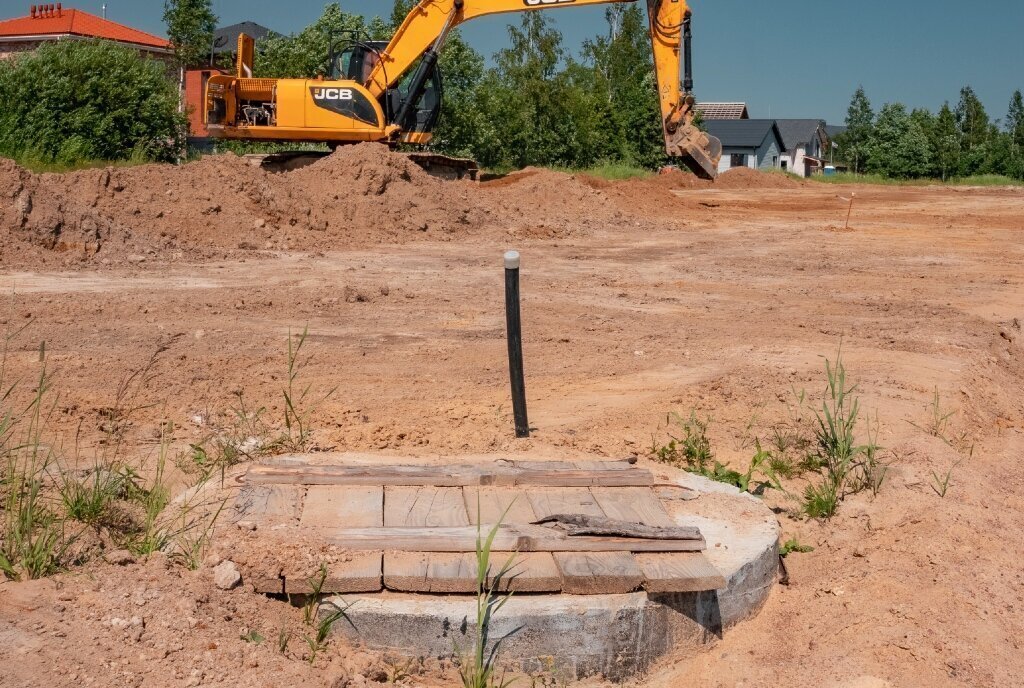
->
[0,146,806,269]
[714,166,802,189]
[1,145,499,267]
[478,168,627,238]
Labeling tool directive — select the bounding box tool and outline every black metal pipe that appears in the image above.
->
[683,12,694,93]
[504,251,529,438]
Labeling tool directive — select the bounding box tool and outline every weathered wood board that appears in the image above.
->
[245,462,654,487]
[238,461,725,595]
[635,553,727,592]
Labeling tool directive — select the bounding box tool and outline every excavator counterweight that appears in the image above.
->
[205,0,722,178]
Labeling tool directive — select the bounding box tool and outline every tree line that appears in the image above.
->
[1,0,1021,181]
[837,86,1024,180]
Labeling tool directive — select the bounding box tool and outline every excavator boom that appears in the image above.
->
[370,0,721,178]
[205,0,722,178]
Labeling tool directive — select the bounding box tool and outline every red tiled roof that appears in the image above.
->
[0,6,170,49]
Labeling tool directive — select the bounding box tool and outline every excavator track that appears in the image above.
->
[242,150,479,181]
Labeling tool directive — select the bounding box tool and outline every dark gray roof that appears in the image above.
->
[703,119,781,149]
[775,119,826,151]
[212,21,276,53]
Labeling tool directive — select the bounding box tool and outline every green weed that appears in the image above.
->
[779,537,814,557]
[801,344,880,518]
[241,629,265,644]
[652,413,779,494]
[930,459,962,498]
[458,501,518,688]
[0,344,73,580]
[57,462,125,527]
[281,327,336,452]
[651,411,714,471]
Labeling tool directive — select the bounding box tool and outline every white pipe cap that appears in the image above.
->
[504,251,521,270]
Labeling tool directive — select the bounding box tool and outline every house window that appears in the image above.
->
[730,153,746,168]
[773,156,779,167]
[781,160,788,170]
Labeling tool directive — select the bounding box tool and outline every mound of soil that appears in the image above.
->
[715,166,802,189]
[0,144,805,269]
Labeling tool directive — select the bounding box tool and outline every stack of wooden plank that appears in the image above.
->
[235,459,726,596]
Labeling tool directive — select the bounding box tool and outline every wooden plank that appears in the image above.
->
[245,463,654,488]
[384,552,478,593]
[527,487,604,520]
[463,487,537,525]
[382,551,563,593]
[635,553,727,593]
[571,460,637,471]
[323,525,705,552]
[553,552,644,594]
[234,484,303,523]
[653,485,700,502]
[248,464,484,487]
[385,486,469,527]
[300,486,383,528]
[591,487,675,527]
[284,553,383,594]
[491,552,562,593]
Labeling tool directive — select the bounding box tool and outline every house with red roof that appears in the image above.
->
[0,4,171,60]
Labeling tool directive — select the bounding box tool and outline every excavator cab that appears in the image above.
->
[331,41,443,141]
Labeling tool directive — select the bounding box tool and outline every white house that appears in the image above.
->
[702,120,784,174]
[775,119,830,177]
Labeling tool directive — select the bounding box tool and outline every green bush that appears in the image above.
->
[0,40,186,165]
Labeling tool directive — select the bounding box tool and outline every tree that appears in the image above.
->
[0,41,186,164]
[838,86,873,174]
[389,0,417,33]
[256,4,387,79]
[583,5,665,168]
[932,103,960,181]
[955,86,991,175]
[955,86,990,150]
[429,31,487,158]
[1008,90,1024,149]
[163,0,217,68]
[910,108,937,176]
[866,103,931,178]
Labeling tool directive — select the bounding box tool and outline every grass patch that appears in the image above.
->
[568,162,653,181]
[800,345,884,518]
[0,320,326,579]
[811,172,1024,187]
[779,537,814,557]
[650,412,780,494]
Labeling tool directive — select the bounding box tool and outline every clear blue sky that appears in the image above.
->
[3,0,1022,124]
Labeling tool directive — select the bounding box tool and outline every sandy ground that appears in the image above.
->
[0,151,1023,687]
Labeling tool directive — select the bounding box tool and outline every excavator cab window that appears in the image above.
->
[391,59,443,135]
[329,39,443,136]
[331,43,381,82]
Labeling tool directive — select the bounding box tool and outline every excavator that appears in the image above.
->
[204,0,723,179]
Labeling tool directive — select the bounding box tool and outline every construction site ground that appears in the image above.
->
[1,144,1022,687]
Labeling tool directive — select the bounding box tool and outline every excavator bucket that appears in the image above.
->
[667,123,723,180]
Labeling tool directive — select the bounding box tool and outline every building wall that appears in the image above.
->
[185,69,214,138]
[754,135,781,170]
[781,144,806,176]
[0,37,173,65]
[718,147,756,173]
[0,40,44,59]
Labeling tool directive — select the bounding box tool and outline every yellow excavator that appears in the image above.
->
[205,0,722,179]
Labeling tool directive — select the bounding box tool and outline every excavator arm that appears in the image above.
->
[366,0,722,178]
